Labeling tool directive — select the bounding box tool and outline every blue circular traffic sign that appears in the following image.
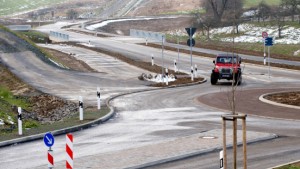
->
[44,132,55,147]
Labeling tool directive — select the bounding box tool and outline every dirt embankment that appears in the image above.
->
[96,17,194,35]
[0,28,78,124]
[127,0,202,16]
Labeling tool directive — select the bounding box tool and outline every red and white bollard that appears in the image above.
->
[48,150,54,169]
[66,134,73,169]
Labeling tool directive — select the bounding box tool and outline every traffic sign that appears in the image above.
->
[265,37,273,46]
[185,27,197,37]
[187,38,195,47]
[44,132,55,147]
[262,31,268,38]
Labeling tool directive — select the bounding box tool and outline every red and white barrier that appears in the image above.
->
[66,134,73,169]
[48,150,54,168]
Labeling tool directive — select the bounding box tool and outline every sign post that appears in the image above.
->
[44,132,55,169]
[17,107,22,135]
[161,35,165,79]
[265,37,273,78]
[262,32,268,65]
[185,28,196,67]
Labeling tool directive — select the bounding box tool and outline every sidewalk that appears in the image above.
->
[35,129,276,169]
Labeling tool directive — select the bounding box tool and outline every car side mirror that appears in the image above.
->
[239,59,242,64]
[213,60,215,64]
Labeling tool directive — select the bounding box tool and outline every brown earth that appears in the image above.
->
[265,92,300,106]
[127,0,203,16]
[96,16,194,35]
[42,47,97,72]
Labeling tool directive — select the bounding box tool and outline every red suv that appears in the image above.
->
[210,54,242,85]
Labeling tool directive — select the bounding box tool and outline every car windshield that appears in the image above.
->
[217,56,238,64]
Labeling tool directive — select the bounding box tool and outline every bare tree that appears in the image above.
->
[281,0,300,22]
[271,3,286,38]
[257,1,271,24]
[193,9,218,40]
[224,0,243,34]
[204,0,230,22]
[66,9,78,20]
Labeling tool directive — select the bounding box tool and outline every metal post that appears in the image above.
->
[222,118,227,169]
[177,35,180,71]
[190,28,193,67]
[263,39,266,65]
[162,35,165,76]
[268,46,270,78]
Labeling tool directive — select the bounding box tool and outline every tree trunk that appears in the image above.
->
[207,27,210,40]
[236,24,239,34]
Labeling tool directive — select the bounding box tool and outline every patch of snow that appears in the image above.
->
[294,50,300,56]
[79,42,96,47]
[0,119,4,125]
[210,23,300,44]
[7,116,14,125]
[147,74,176,83]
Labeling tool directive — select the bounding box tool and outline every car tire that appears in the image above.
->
[211,73,218,85]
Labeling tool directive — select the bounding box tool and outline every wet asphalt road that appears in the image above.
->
[0,22,299,168]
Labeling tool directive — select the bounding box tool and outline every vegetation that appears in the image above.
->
[0,107,110,141]
[276,162,300,169]
[244,0,281,8]
[0,0,69,16]
[20,31,50,43]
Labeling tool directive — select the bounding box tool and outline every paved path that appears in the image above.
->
[34,129,275,169]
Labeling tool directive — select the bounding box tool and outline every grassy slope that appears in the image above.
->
[244,0,281,8]
[0,0,69,16]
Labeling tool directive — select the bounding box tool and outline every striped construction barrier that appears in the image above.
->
[66,134,73,169]
[48,150,54,168]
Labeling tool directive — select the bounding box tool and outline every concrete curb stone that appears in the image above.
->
[259,91,300,110]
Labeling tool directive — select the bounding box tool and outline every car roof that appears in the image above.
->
[217,53,239,57]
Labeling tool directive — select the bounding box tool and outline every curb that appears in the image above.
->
[0,97,116,148]
[0,78,206,148]
[126,134,278,169]
[259,91,300,110]
[267,159,300,169]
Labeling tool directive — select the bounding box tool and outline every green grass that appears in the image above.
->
[276,162,300,169]
[0,0,70,16]
[243,0,281,8]
[0,86,30,109]
[20,31,49,43]
[0,106,110,141]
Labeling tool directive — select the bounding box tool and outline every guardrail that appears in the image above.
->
[130,29,165,42]
[6,25,31,31]
[49,31,69,42]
